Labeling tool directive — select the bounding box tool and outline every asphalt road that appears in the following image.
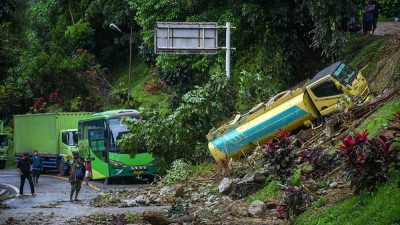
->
[0,169,164,225]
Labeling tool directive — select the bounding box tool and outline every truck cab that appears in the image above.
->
[305,62,369,116]
[58,129,79,175]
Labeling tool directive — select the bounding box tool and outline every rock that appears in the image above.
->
[218,178,234,194]
[329,182,338,189]
[253,173,267,183]
[264,198,278,209]
[229,203,248,217]
[248,200,266,217]
[232,178,263,199]
[174,185,185,198]
[190,192,200,202]
[160,186,173,197]
[317,189,327,195]
[134,194,151,205]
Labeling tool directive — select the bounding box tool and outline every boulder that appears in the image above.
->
[329,182,338,189]
[218,178,235,194]
[248,200,266,217]
[134,194,151,205]
[229,202,248,217]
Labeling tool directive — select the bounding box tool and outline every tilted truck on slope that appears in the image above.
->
[14,112,92,174]
[0,121,9,169]
[207,61,369,161]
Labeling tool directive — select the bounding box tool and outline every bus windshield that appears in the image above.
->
[332,63,357,86]
[0,135,8,147]
[108,117,137,151]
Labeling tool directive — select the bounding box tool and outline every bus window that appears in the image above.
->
[83,120,106,139]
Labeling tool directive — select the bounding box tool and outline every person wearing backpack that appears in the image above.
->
[31,150,43,185]
[69,156,85,202]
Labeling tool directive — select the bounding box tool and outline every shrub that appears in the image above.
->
[163,159,191,185]
[276,185,313,220]
[262,130,299,181]
[338,130,399,193]
[298,148,336,179]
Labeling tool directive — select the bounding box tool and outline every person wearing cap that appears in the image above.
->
[69,156,85,202]
[17,153,35,196]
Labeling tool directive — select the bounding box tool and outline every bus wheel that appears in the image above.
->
[0,160,5,169]
[104,178,112,185]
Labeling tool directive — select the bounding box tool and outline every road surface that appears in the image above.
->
[0,169,165,225]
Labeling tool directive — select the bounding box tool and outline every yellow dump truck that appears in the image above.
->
[207,61,369,161]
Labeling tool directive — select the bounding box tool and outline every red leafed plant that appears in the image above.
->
[33,97,45,110]
[262,130,298,181]
[338,130,399,193]
[276,185,313,220]
[143,82,164,95]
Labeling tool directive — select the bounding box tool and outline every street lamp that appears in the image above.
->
[109,23,133,106]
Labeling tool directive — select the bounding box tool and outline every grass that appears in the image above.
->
[111,58,174,115]
[246,178,281,203]
[343,35,387,78]
[295,172,400,225]
[356,95,400,137]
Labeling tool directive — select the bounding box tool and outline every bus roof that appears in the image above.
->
[80,109,140,121]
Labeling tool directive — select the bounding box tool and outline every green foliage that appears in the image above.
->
[313,197,327,208]
[163,159,191,185]
[291,169,303,186]
[357,96,400,137]
[246,178,281,203]
[379,0,400,18]
[295,172,400,225]
[119,72,236,170]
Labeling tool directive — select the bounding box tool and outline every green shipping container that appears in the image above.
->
[14,112,92,155]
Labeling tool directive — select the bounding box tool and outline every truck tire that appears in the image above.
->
[0,160,5,169]
[58,157,65,175]
[104,177,112,185]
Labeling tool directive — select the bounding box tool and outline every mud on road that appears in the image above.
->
[0,170,167,225]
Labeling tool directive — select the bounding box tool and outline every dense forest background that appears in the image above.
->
[1,0,399,168]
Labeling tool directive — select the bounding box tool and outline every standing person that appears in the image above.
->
[84,157,91,185]
[362,0,375,36]
[370,0,382,33]
[69,156,85,202]
[16,153,35,196]
[31,150,43,185]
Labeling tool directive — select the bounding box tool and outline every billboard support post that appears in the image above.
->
[225,22,231,80]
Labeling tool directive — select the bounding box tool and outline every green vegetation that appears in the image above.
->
[312,197,327,208]
[246,178,281,203]
[295,172,400,225]
[356,96,400,136]
[343,35,386,78]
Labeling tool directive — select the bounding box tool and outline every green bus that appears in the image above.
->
[78,109,157,183]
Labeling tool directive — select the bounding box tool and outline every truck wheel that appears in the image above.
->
[104,178,112,185]
[0,160,5,169]
[58,157,65,175]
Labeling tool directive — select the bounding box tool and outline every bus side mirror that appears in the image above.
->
[335,81,342,90]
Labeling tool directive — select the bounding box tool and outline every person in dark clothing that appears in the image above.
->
[31,150,43,185]
[362,0,375,36]
[370,0,382,33]
[17,153,35,196]
[69,156,85,202]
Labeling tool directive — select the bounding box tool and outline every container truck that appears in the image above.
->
[207,61,370,161]
[0,120,9,169]
[78,109,157,184]
[14,112,92,174]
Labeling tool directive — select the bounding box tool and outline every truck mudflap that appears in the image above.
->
[209,105,312,161]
